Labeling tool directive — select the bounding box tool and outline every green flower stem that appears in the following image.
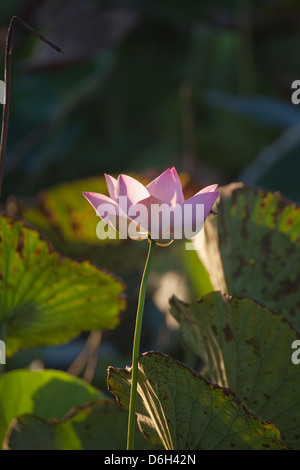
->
[127,238,156,450]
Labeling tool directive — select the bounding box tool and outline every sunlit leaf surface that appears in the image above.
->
[197,183,300,326]
[0,215,125,356]
[108,351,286,450]
[171,292,300,449]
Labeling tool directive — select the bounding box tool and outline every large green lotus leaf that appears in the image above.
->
[0,215,125,356]
[0,369,102,448]
[4,398,159,450]
[107,351,286,450]
[170,292,300,449]
[197,183,300,326]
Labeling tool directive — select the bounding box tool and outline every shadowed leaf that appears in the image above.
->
[4,398,158,450]
[107,351,286,450]
[170,292,300,449]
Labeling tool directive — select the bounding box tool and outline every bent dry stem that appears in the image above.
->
[127,238,156,450]
[0,16,62,201]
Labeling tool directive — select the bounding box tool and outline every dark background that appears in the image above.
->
[1,0,300,202]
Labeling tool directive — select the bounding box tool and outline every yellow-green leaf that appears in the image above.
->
[0,215,125,356]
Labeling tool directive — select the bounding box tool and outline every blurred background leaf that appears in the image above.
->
[5,398,160,450]
[203,90,300,129]
[0,368,102,447]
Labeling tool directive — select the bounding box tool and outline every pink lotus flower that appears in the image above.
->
[83,167,218,243]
